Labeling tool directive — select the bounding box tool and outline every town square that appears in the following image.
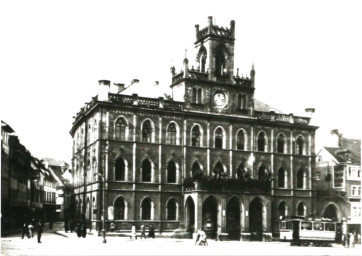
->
[1,1,361,255]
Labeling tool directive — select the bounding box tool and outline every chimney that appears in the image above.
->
[98,80,111,101]
[114,83,125,93]
[330,129,341,147]
[208,16,213,34]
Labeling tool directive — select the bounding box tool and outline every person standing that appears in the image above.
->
[64,218,69,233]
[148,225,155,239]
[76,222,82,238]
[36,220,43,243]
[216,226,221,241]
[21,221,29,239]
[28,220,35,238]
[140,225,146,239]
[131,225,137,240]
[81,221,87,238]
[195,229,201,245]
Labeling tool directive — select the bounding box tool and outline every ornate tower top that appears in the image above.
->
[195,16,235,44]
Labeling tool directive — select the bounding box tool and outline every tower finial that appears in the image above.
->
[250,63,255,78]
[236,68,239,77]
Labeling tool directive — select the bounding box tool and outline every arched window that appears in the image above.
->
[115,157,125,181]
[191,125,201,147]
[213,162,224,178]
[114,197,125,220]
[167,123,177,145]
[115,117,127,141]
[167,199,177,220]
[236,163,246,179]
[214,128,224,149]
[192,162,201,177]
[142,159,152,182]
[278,202,287,219]
[201,56,206,72]
[296,136,304,155]
[214,44,228,76]
[192,87,197,103]
[278,168,285,188]
[167,160,176,183]
[297,168,305,189]
[197,88,202,104]
[141,198,152,220]
[297,202,306,216]
[93,119,98,141]
[258,165,267,180]
[142,120,153,143]
[257,132,266,152]
[236,130,245,150]
[277,134,285,153]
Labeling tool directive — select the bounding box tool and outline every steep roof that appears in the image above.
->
[1,120,15,133]
[324,137,361,165]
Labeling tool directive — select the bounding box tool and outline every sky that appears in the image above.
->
[1,0,361,163]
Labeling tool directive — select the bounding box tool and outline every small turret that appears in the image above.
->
[208,16,213,34]
[230,20,235,39]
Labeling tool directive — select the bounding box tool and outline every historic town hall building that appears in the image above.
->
[70,17,318,240]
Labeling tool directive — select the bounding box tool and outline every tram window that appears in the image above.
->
[301,222,312,230]
[281,221,286,229]
[287,222,293,230]
[325,223,335,231]
[313,222,324,231]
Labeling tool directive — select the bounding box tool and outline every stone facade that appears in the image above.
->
[70,17,318,240]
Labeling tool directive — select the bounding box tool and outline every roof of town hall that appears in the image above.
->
[324,137,361,164]
[120,80,284,113]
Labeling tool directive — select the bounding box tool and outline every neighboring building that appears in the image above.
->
[1,121,33,231]
[316,130,361,235]
[70,17,318,240]
[41,158,74,221]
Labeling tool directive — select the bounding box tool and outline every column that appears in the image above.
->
[229,124,233,177]
[207,122,210,176]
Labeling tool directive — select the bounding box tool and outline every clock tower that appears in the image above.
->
[170,16,255,115]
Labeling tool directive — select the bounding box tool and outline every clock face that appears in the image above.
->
[214,91,227,107]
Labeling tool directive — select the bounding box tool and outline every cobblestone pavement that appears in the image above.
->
[1,230,361,256]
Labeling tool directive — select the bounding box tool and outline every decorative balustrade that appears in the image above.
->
[254,111,309,125]
[109,94,133,105]
[164,100,184,111]
[172,72,184,84]
[293,116,310,125]
[138,97,159,108]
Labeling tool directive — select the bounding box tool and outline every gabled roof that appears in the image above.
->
[254,99,283,113]
[1,120,15,133]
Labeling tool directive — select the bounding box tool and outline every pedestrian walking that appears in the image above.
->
[148,225,155,239]
[198,229,208,246]
[194,229,201,245]
[216,226,221,241]
[81,221,87,238]
[36,220,43,243]
[64,219,69,233]
[130,225,137,240]
[28,221,35,238]
[76,222,82,238]
[140,225,146,239]
[70,219,74,233]
[349,233,355,248]
[21,221,30,239]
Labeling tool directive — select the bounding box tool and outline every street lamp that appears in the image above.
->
[94,172,107,243]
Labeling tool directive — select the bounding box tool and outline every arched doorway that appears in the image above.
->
[227,197,240,240]
[249,197,263,241]
[202,196,218,238]
[185,197,195,234]
[323,204,339,221]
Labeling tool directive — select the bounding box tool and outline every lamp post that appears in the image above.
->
[94,173,107,243]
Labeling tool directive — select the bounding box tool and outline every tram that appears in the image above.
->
[279,218,341,246]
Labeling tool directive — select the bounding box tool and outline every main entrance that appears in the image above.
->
[249,197,263,241]
[226,197,240,240]
[202,196,218,238]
